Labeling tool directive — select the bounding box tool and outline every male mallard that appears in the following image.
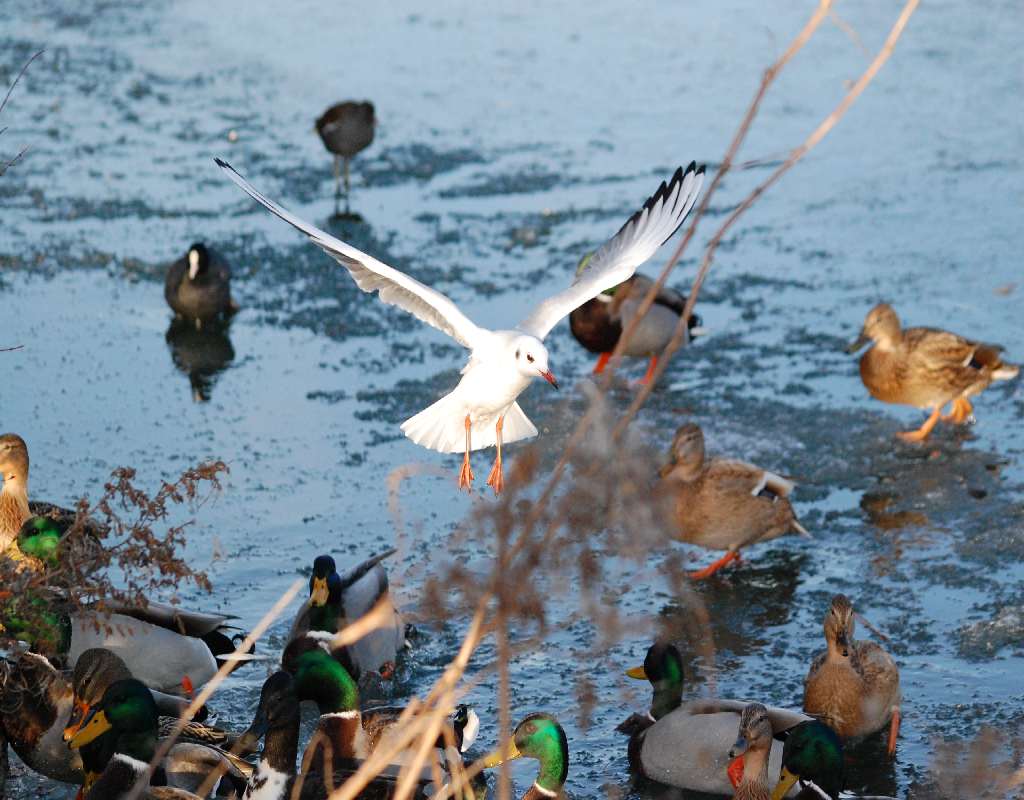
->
[68,678,248,799]
[482,713,568,800]
[164,243,236,329]
[657,423,809,579]
[620,642,810,796]
[847,303,1019,442]
[569,258,702,384]
[802,595,900,757]
[241,657,442,799]
[770,720,844,800]
[287,551,406,681]
[315,101,376,202]
[0,648,240,793]
[10,511,251,695]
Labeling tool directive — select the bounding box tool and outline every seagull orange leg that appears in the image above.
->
[688,549,741,580]
[486,415,505,495]
[458,415,474,491]
[886,707,901,757]
[593,352,612,374]
[638,356,659,385]
[896,407,941,442]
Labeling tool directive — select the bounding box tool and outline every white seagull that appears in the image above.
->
[216,158,705,494]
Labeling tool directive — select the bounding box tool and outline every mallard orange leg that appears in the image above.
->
[458,415,474,491]
[886,708,900,757]
[486,415,505,495]
[593,352,612,374]
[688,549,740,580]
[942,397,973,424]
[896,407,941,442]
[638,356,659,386]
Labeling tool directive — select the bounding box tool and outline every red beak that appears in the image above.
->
[539,370,559,389]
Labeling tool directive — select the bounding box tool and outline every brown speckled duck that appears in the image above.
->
[802,595,901,757]
[848,303,1019,442]
[619,642,809,796]
[0,433,105,559]
[658,424,808,579]
[729,704,775,800]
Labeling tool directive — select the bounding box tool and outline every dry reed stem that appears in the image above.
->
[612,0,920,436]
[316,4,920,799]
[331,597,400,648]
[0,345,24,352]
[328,604,490,800]
[498,0,837,561]
[127,578,305,800]
[603,0,835,385]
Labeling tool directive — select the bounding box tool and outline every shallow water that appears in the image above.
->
[2,1,1023,798]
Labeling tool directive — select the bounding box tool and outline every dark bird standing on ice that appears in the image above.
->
[315,101,376,206]
[164,243,235,329]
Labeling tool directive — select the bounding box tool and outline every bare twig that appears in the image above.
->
[611,0,920,436]
[128,578,305,800]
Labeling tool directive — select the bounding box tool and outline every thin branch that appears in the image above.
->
[0,50,42,119]
[611,0,921,437]
[127,578,306,800]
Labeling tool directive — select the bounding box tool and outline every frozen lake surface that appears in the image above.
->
[2,1,1022,797]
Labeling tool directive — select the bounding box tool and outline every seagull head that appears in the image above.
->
[512,335,557,389]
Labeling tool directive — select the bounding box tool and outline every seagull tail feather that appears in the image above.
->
[401,395,537,454]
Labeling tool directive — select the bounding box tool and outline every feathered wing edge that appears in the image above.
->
[518,162,705,340]
[215,158,483,349]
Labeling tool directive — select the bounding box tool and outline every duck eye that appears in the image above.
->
[515,349,520,359]
[526,354,534,363]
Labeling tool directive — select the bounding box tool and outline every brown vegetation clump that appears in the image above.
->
[0,461,228,655]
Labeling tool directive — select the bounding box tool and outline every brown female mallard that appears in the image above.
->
[848,303,1018,442]
[658,424,808,579]
[802,595,900,757]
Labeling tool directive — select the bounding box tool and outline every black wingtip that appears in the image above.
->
[696,163,706,175]
[214,157,228,168]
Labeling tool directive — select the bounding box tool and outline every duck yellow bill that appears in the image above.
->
[771,766,799,800]
[62,700,91,742]
[625,666,648,680]
[310,577,329,606]
[481,741,521,768]
[68,709,112,750]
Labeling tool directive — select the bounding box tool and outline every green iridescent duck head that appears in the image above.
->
[483,713,568,797]
[624,641,685,720]
[68,678,159,764]
[771,720,844,800]
[17,516,62,565]
[283,636,359,715]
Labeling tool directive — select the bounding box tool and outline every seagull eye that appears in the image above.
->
[526,354,534,363]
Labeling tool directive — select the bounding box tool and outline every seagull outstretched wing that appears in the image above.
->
[216,158,484,349]
[517,162,704,341]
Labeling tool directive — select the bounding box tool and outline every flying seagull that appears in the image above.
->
[216,158,704,494]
